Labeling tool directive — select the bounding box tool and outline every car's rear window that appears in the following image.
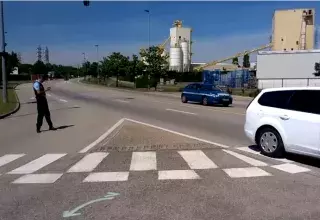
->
[258,90,294,109]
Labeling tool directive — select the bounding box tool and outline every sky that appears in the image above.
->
[4,1,320,66]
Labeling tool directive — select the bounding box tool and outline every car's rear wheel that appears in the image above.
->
[223,103,229,107]
[202,97,208,106]
[181,95,187,103]
[257,127,284,158]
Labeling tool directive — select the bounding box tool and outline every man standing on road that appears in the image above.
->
[33,75,56,133]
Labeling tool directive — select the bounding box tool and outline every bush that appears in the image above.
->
[249,89,261,97]
[135,75,149,88]
[7,75,31,81]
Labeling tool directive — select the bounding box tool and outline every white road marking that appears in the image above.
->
[115,99,130,103]
[178,150,217,169]
[223,167,272,178]
[158,170,200,180]
[223,149,268,166]
[8,154,66,174]
[79,118,125,153]
[271,163,311,174]
[124,118,230,148]
[12,173,63,184]
[147,99,245,116]
[236,147,293,163]
[83,172,129,182]
[47,94,52,97]
[30,97,35,100]
[0,154,25,168]
[166,108,197,115]
[59,99,68,103]
[130,152,157,171]
[67,152,109,173]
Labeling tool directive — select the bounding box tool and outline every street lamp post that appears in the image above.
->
[95,44,99,83]
[144,9,150,49]
[82,52,87,79]
[0,1,7,103]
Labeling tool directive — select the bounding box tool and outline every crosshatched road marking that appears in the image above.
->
[158,170,200,180]
[223,167,272,178]
[236,147,293,163]
[67,152,109,173]
[79,118,125,153]
[271,163,311,174]
[0,154,25,168]
[130,152,157,171]
[12,173,63,184]
[8,154,66,174]
[83,172,129,182]
[223,150,268,167]
[178,150,217,169]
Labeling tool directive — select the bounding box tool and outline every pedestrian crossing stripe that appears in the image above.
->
[0,149,311,184]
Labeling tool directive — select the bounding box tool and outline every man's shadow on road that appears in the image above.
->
[41,125,75,133]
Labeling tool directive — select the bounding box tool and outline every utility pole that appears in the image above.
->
[0,1,6,103]
[144,9,150,90]
[95,44,99,83]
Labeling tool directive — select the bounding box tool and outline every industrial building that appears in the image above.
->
[148,7,320,89]
[256,8,320,89]
[272,8,315,51]
[168,20,192,72]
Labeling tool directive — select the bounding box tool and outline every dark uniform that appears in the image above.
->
[33,80,54,132]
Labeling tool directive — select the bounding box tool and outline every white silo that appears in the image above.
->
[181,41,190,72]
[169,46,183,72]
[170,20,192,65]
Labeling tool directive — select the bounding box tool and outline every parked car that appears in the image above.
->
[181,83,233,106]
[244,87,320,158]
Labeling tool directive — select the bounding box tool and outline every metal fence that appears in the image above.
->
[202,69,254,88]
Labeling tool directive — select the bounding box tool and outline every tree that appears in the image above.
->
[88,62,98,77]
[139,46,169,90]
[104,52,130,87]
[243,54,250,68]
[18,63,33,75]
[314,62,320,76]
[232,57,239,66]
[0,51,20,81]
[128,54,145,82]
[32,60,47,75]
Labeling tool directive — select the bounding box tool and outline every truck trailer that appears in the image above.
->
[256,50,320,89]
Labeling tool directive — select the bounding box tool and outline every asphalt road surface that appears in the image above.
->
[1,79,320,220]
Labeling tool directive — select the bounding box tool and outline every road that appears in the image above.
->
[1,79,320,220]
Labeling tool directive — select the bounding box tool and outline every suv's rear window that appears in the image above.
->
[258,90,294,109]
[287,90,320,114]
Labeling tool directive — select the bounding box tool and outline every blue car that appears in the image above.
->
[181,83,233,106]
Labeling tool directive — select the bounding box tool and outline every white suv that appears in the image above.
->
[244,87,320,158]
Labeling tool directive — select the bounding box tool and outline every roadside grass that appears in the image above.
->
[0,88,17,115]
[82,77,259,97]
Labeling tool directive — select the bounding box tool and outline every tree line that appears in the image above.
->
[1,46,252,88]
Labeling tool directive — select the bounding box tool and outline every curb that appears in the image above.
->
[0,84,21,119]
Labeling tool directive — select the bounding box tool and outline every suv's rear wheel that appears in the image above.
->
[257,127,284,157]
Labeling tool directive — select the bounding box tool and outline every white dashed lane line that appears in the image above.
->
[166,108,197,115]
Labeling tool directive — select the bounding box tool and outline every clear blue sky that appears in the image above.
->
[5,1,320,65]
